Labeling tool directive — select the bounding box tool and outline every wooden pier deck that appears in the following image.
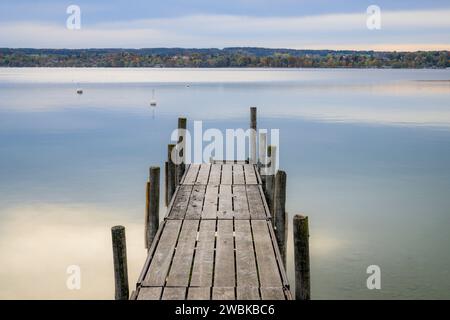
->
[132,161,292,300]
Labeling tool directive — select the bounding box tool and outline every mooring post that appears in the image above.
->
[265,145,277,215]
[167,144,176,203]
[293,215,311,300]
[164,161,168,206]
[111,225,129,300]
[176,117,187,184]
[145,166,160,249]
[274,170,287,267]
[258,131,267,174]
[250,107,257,164]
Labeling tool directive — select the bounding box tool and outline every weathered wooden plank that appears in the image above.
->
[244,164,258,184]
[260,287,286,300]
[196,163,211,184]
[166,220,199,287]
[214,220,235,287]
[233,185,250,219]
[136,220,166,285]
[252,220,282,287]
[246,185,267,219]
[162,287,186,300]
[235,220,259,287]
[221,164,233,185]
[237,287,260,300]
[187,287,211,300]
[168,185,193,219]
[212,287,235,300]
[190,220,216,287]
[202,185,218,219]
[183,164,200,184]
[185,185,207,219]
[136,287,162,300]
[143,220,182,286]
[217,185,233,219]
[232,164,245,184]
[208,164,222,185]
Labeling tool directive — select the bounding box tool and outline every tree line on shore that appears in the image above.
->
[0,48,448,68]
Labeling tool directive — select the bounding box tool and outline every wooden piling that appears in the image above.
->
[293,215,310,300]
[167,144,176,204]
[258,131,267,173]
[164,161,168,206]
[111,225,129,300]
[176,117,187,184]
[264,145,277,215]
[274,170,287,267]
[250,107,257,164]
[145,166,160,249]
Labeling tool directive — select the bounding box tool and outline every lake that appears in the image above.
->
[0,68,449,299]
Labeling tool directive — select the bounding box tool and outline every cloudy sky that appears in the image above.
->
[0,0,449,50]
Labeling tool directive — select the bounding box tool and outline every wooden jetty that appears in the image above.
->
[111,108,310,300]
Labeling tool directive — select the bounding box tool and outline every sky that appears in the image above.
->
[0,0,449,50]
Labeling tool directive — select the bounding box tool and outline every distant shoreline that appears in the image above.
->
[1,47,448,69]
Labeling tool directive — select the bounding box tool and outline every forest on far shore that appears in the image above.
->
[1,47,448,68]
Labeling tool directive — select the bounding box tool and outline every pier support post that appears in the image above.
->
[293,215,310,300]
[164,161,168,206]
[258,131,267,174]
[167,144,176,204]
[264,145,277,215]
[250,107,257,164]
[176,117,187,184]
[145,166,160,249]
[274,170,287,267]
[111,225,129,300]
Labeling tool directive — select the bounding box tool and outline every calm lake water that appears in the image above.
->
[0,68,450,299]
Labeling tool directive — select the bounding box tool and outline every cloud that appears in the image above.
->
[0,9,449,49]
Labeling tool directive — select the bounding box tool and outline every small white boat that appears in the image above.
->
[150,89,157,106]
[76,88,83,94]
